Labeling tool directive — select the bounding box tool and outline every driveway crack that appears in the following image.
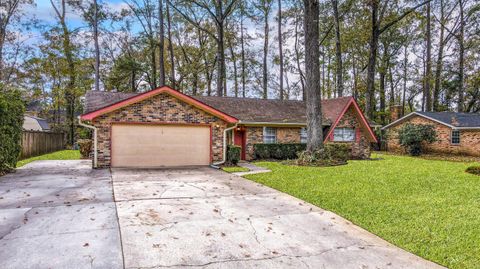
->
[111,170,126,269]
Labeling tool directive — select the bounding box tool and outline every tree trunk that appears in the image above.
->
[228,36,238,97]
[150,38,157,89]
[379,74,386,122]
[240,11,246,98]
[457,0,464,112]
[303,0,323,151]
[388,65,395,107]
[216,27,225,96]
[326,53,331,98]
[93,0,100,91]
[366,0,379,119]
[424,1,432,111]
[166,0,175,87]
[158,0,165,86]
[331,0,343,97]
[294,8,305,100]
[352,54,358,100]
[321,46,325,96]
[379,40,390,124]
[402,43,407,116]
[215,0,225,97]
[278,0,284,99]
[263,6,269,99]
[433,0,444,111]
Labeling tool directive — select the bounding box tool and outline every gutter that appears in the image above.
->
[212,123,238,167]
[78,116,98,168]
[239,121,332,127]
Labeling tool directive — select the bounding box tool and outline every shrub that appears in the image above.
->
[466,166,480,176]
[0,89,25,174]
[296,143,350,166]
[77,139,92,159]
[226,144,241,165]
[397,123,437,156]
[253,143,307,160]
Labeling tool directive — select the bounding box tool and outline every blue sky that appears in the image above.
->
[31,0,129,28]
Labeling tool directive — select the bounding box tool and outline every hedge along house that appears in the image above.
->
[79,86,377,168]
[382,111,480,156]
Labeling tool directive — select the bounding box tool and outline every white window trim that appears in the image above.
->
[263,127,277,144]
[333,127,356,142]
[451,130,461,145]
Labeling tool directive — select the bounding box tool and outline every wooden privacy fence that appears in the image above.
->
[21,131,65,159]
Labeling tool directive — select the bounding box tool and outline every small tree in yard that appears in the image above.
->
[397,124,437,156]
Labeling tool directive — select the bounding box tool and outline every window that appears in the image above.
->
[451,130,460,145]
[333,128,355,142]
[300,128,307,143]
[263,127,277,143]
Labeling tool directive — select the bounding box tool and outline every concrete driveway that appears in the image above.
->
[0,161,444,269]
[112,167,443,269]
[0,160,122,268]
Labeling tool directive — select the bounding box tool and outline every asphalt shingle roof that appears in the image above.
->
[416,111,480,128]
[83,90,355,126]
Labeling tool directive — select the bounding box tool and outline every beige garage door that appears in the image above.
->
[111,124,211,167]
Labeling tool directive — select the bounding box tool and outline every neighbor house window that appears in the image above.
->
[451,130,461,145]
[263,127,277,143]
[333,128,355,142]
[300,127,307,143]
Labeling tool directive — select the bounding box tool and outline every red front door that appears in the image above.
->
[234,128,246,160]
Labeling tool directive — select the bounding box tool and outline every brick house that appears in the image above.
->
[79,86,377,168]
[382,111,480,156]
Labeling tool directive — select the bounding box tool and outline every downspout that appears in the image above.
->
[212,123,238,167]
[78,116,98,168]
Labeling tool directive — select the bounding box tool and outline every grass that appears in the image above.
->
[244,153,480,269]
[17,150,81,167]
[221,166,249,173]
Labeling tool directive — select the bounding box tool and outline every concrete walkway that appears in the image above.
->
[0,161,445,269]
[233,162,271,176]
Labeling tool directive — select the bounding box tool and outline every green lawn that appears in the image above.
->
[221,166,249,173]
[244,153,480,269]
[17,150,81,167]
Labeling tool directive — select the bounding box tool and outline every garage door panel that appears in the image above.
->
[111,124,211,167]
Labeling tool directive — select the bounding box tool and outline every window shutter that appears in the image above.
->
[355,128,361,143]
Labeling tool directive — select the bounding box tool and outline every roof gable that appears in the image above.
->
[382,111,480,130]
[324,98,378,143]
[80,86,238,123]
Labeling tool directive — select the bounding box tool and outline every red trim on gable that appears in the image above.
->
[323,97,377,143]
[80,86,238,123]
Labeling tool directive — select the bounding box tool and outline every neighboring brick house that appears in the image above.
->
[80,86,377,168]
[382,111,480,156]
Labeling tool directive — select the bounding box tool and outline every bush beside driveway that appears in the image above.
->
[245,153,480,269]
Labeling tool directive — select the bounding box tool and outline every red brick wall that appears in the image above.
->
[326,106,371,159]
[385,115,480,156]
[243,106,372,160]
[92,93,228,167]
[244,127,302,160]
